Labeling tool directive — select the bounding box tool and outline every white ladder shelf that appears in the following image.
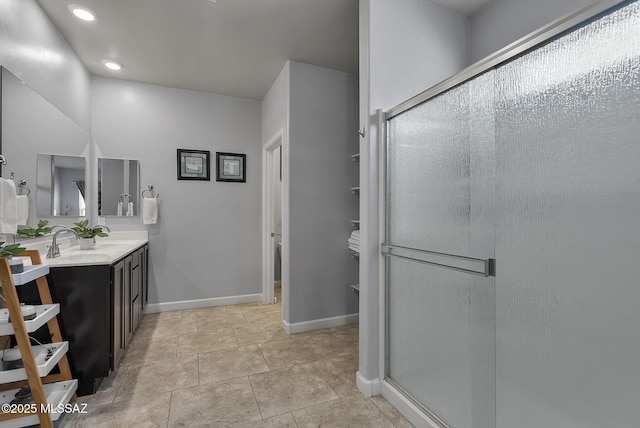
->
[0,250,77,428]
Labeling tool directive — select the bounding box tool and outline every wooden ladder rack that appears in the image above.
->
[0,250,76,428]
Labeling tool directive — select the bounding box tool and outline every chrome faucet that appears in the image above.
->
[46,228,78,258]
[1,234,17,244]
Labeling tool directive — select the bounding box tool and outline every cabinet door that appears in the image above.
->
[131,249,140,301]
[123,255,132,346]
[111,260,124,369]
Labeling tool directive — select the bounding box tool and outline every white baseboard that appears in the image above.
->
[356,371,381,397]
[144,294,262,314]
[381,380,442,428]
[281,313,359,335]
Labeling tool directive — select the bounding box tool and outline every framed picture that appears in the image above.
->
[216,152,246,183]
[177,149,210,181]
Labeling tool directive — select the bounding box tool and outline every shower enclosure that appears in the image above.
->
[382,2,640,427]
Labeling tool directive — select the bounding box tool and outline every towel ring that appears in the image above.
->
[17,180,30,196]
[142,185,158,199]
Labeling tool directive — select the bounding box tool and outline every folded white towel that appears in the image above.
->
[0,178,18,234]
[16,195,29,226]
[142,197,158,225]
[117,201,123,216]
[126,201,134,216]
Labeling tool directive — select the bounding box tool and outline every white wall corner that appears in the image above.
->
[281,318,292,335]
[285,313,359,335]
[356,371,381,397]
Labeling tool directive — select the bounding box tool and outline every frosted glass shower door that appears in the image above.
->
[494,3,640,427]
[385,74,496,428]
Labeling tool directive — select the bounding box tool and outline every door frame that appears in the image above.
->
[261,128,287,311]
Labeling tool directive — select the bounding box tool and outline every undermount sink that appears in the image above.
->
[55,253,111,263]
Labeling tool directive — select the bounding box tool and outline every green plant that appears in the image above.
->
[17,220,53,239]
[71,220,109,239]
[0,242,26,260]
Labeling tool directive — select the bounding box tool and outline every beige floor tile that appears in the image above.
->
[62,391,171,428]
[140,311,183,323]
[199,345,270,384]
[292,395,395,428]
[250,363,338,419]
[70,299,413,427]
[239,302,282,314]
[135,316,198,339]
[306,324,358,357]
[233,321,290,346]
[370,396,415,428]
[180,305,229,319]
[197,311,248,330]
[120,336,179,366]
[239,413,297,428]
[75,364,133,407]
[244,310,283,324]
[259,336,326,370]
[313,353,360,397]
[177,328,237,356]
[168,377,262,427]
[113,355,199,402]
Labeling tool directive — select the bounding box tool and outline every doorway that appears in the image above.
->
[262,129,287,321]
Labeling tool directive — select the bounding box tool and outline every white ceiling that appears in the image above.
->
[36,0,494,101]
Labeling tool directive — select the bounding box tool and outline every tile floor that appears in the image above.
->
[61,287,414,427]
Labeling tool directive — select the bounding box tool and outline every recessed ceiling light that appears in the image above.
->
[103,60,123,71]
[68,5,96,21]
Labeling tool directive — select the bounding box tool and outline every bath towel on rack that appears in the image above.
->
[16,195,29,226]
[0,178,18,234]
[142,196,158,225]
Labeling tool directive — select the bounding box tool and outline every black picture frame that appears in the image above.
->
[216,152,246,183]
[177,149,210,181]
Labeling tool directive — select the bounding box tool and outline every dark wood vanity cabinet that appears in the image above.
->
[111,245,148,369]
[19,244,150,396]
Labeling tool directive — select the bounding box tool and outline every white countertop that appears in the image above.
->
[23,231,148,268]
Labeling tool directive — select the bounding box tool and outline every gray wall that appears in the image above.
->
[358,0,470,383]
[262,61,359,326]
[470,0,599,63]
[288,61,359,324]
[0,0,90,130]
[262,63,290,146]
[91,77,262,305]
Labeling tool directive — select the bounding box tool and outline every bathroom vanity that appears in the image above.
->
[17,235,148,396]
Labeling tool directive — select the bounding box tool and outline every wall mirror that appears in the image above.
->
[36,154,87,216]
[1,67,89,224]
[98,158,140,217]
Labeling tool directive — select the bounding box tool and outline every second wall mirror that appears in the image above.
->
[98,158,140,217]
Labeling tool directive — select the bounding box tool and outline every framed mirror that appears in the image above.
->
[36,154,87,217]
[98,158,140,217]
